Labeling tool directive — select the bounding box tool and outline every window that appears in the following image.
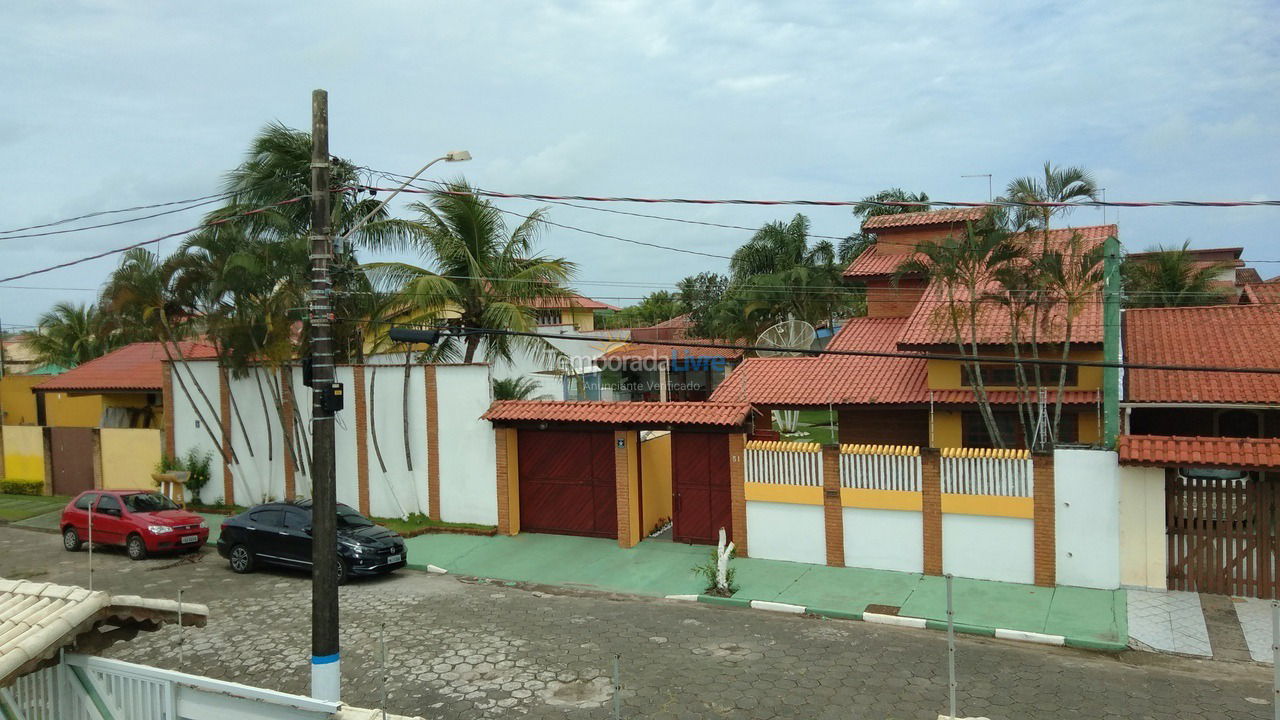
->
[337,505,374,528]
[74,493,98,511]
[282,507,310,530]
[1218,409,1262,438]
[123,493,178,513]
[964,364,1078,388]
[534,309,563,326]
[95,495,121,514]
[248,508,284,528]
[961,410,1079,448]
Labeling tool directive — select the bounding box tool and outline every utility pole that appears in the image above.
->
[308,88,341,702]
[1101,233,1122,448]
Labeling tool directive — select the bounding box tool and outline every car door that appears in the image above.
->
[91,494,126,545]
[278,507,314,565]
[69,493,97,536]
[244,507,289,564]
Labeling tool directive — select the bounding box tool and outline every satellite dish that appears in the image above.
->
[755,320,817,357]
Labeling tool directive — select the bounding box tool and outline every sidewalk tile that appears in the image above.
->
[1233,596,1274,664]
[1126,589,1211,656]
[900,576,1054,633]
[1046,586,1126,644]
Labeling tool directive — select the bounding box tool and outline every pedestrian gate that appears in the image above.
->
[1166,472,1280,598]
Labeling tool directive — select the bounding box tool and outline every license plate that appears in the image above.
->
[387,554,402,564]
[180,535,199,544]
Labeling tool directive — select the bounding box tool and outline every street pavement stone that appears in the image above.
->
[0,525,1274,719]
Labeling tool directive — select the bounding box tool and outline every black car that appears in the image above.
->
[216,500,407,584]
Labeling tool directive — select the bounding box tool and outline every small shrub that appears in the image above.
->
[154,449,213,498]
[692,546,738,597]
[0,478,44,496]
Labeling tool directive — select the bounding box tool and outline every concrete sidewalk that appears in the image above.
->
[405,532,1126,650]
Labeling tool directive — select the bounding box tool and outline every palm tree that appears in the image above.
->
[730,214,834,280]
[363,179,576,364]
[841,188,931,263]
[25,302,121,368]
[1037,233,1106,443]
[1122,241,1233,308]
[493,376,542,401]
[896,220,1024,447]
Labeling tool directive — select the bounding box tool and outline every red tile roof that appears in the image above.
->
[862,207,988,230]
[1124,304,1280,404]
[1242,282,1280,306]
[1118,434,1280,470]
[35,341,218,393]
[600,340,746,364]
[482,400,752,427]
[523,293,622,311]
[895,225,1115,347]
[842,245,926,278]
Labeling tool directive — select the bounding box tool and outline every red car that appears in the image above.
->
[61,490,209,560]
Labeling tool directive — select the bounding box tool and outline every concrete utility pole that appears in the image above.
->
[308,88,341,702]
[1101,234,1122,448]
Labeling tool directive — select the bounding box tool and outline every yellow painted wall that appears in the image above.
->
[744,482,823,505]
[640,432,672,534]
[1,425,45,482]
[932,408,1099,448]
[925,348,1104,390]
[0,376,43,425]
[43,393,103,427]
[567,309,595,331]
[99,428,162,490]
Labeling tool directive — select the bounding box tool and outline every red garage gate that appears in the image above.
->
[484,400,754,549]
[516,429,617,538]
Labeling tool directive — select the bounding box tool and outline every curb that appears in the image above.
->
[669,594,1121,653]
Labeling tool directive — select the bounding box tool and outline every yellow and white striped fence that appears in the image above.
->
[744,441,822,487]
[839,444,922,492]
[940,447,1034,498]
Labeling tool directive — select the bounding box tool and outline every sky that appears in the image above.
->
[2,0,1278,328]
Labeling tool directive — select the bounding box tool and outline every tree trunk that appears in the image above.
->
[402,350,414,471]
[1052,316,1076,444]
[943,284,1003,447]
[463,334,481,364]
[369,362,388,473]
[160,321,237,464]
[251,366,274,462]
[226,375,255,457]
[155,341,242,503]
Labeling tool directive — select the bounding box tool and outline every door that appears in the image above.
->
[91,494,127,544]
[279,506,314,565]
[672,432,732,545]
[244,507,291,564]
[1167,472,1279,598]
[49,427,96,497]
[517,429,617,538]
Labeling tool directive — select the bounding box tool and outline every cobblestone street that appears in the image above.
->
[1,526,1273,719]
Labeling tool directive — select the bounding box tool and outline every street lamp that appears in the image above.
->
[337,150,472,250]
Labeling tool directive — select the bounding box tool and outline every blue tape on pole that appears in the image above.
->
[312,653,340,665]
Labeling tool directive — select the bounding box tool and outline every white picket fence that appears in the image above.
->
[940,447,1034,497]
[744,441,822,486]
[840,445,922,492]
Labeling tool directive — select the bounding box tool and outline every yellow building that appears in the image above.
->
[711,209,1113,450]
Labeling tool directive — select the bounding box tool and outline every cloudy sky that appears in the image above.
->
[2,0,1277,327]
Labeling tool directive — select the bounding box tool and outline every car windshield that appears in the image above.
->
[336,506,374,528]
[123,493,179,513]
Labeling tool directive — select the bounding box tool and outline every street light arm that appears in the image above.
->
[340,151,470,244]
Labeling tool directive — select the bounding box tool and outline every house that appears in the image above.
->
[711,209,1113,449]
[524,292,621,331]
[1125,245,1259,301]
[1117,302,1280,597]
[1240,278,1280,306]
[598,315,745,402]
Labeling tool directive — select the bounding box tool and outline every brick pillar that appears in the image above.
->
[495,428,517,535]
[1033,452,1056,587]
[425,365,441,521]
[728,433,748,557]
[822,445,845,567]
[281,368,296,500]
[614,430,640,548]
[219,367,234,504]
[162,362,176,458]
[921,448,943,576]
[353,365,370,516]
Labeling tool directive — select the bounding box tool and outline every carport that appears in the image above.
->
[482,401,754,548]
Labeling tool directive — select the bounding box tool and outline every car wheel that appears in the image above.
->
[229,544,255,574]
[62,527,82,552]
[126,534,148,561]
[336,557,349,586]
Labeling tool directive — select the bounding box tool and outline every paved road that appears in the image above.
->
[1,526,1273,719]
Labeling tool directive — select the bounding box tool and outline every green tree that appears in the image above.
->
[25,302,122,368]
[840,188,931,263]
[597,290,687,330]
[1122,241,1233,308]
[729,214,834,280]
[493,376,542,401]
[365,180,576,364]
[677,272,728,337]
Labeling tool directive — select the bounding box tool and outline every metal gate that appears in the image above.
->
[672,432,732,545]
[49,427,96,496]
[516,429,617,538]
[1166,473,1279,598]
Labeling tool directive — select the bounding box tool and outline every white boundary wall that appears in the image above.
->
[745,501,826,565]
[1055,449,1121,590]
[942,514,1035,584]
[171,359,495,525]
[843,508,923,573]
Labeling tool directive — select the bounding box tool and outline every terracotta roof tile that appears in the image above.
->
[482,400,752,427]
[1124,304,1280,404]
[1118,434,1280,470]
[842,245,926,278]
[895,225,1115,347]
[523,293,622,311]
[600,340,746,364]
[862,207,987,230]
[35,341,218,393]
[1242,282,1280,305]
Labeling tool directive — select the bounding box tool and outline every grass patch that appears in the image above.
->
[186,501,248,515]
[372,513,496,537]
[0,493,70,522]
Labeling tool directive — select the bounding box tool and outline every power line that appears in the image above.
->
[0,196,230,241]
[492,207,731,260]
[0,189,237,235]
[0,195,310,284]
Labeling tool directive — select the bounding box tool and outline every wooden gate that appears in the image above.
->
[1166,473,1278,598]
[672,432,732,545]
[516,429,617,539]
[48,427,96,496]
